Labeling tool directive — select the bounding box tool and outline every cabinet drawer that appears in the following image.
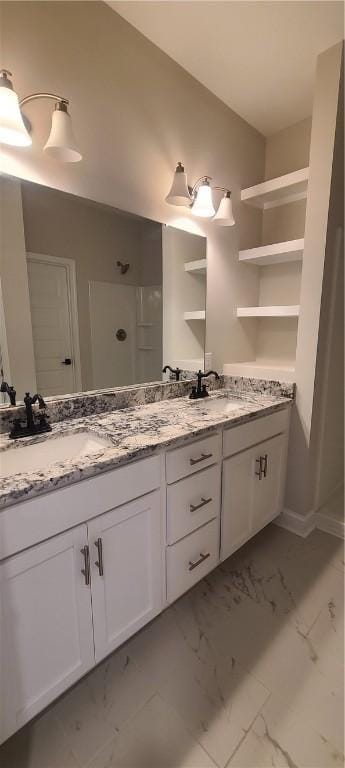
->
[166,433,221,484]
[167,519,219,603]
[167,465,221,544]
[223,408,290,458]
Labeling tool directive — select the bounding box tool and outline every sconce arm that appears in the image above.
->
[19,92,69,108]
[211,186,231,195]
[189,175,213,199]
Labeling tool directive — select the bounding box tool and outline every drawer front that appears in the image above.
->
[167,464,221,544]
[166,433,221,484]
[0,456,161,561]
[167,518,219,603]
[223,407,290,458]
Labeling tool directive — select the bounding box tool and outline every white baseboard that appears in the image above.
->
[314,483,344,540]
[274,508,316,538]
[315,512,345,539]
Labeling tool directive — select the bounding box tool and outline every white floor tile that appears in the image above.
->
[88,694,217,768]
[159,652,269,767]
[218,528,344,633]
[228,692,344,768]
[0,712,79,768]
[53,649,156,766]
[125,609,199,689]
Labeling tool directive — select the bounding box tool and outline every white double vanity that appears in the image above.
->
[0,385,291,744]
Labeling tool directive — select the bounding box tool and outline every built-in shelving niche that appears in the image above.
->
[229,167,309,381]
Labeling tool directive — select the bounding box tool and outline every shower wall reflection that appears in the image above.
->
[0,176,206,403]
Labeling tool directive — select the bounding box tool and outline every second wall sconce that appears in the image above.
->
[165,162,235,226]
[0,69,82,162]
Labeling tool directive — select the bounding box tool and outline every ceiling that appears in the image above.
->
[108,1,343,136]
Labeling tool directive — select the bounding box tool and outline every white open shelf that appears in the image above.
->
[137,322,153,327]
[237,305,300,318]
[223,361,296,382]
[241,167,309,210]
[184,259,207,274]
[239,238,304,266]
[184,310,206,320]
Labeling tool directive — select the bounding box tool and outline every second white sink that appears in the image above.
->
[0,432,112,479]
[194,397,243,415]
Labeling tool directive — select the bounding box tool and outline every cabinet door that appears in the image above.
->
[221,448,256,560]
[1,525,94,740]
[89,491,163,663]
[252,433,287,531]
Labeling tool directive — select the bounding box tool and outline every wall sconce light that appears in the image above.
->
[165,162,235,226]
[0,69,82,162]
[192,177,215,218]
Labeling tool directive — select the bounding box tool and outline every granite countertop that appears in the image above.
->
[0,389,292,509]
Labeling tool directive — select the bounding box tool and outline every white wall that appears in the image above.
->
[286,42,343,517]
[0,0,265,374]
[310,63,344,515]
[0,178,37,399]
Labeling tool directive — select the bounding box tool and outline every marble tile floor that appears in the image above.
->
[1,525,344,768]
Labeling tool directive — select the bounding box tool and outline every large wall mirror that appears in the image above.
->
[0,175,207,405]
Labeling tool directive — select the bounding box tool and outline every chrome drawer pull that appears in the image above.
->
[80,545,91,586]
[255,454,268,480]
[263,453,268,478]
[255,456,263,479]
[95,537,104,576]
[190,452,213,466]
[188,552,210,571]
[190,497,212,513]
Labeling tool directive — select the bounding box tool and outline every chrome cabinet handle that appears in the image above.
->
[95,537,104,576]
[262,453,268,478]
[190,497,212,513]
[190,452,213,466]
[80,545,91,585]
[188,552,210,571]
[255,454,268,480]
[255,456,263,479]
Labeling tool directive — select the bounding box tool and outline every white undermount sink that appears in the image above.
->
[194,397,243,414]
[0,432,112,479]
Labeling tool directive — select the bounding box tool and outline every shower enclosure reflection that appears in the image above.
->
[0,175,207,404]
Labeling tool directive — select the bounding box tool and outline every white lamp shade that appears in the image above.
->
[0,86,32,147]
[192,180,215,218]
[213,193,235,226]
[44,107,82,162]
[165,163,191,206]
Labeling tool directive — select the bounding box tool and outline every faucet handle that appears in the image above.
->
[189,386,197,400]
